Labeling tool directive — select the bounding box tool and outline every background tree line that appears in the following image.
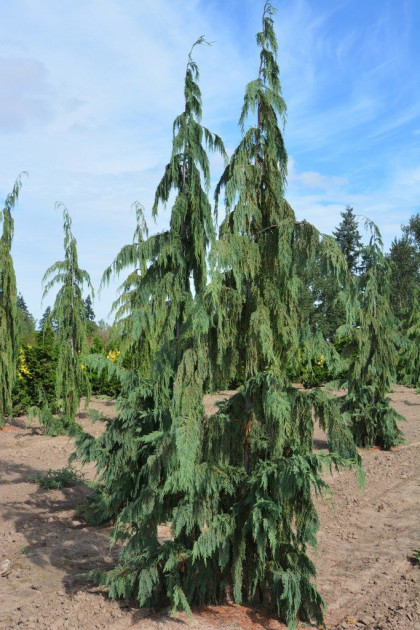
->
[7,206,419,417]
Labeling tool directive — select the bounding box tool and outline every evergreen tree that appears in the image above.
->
[38,306,52,331]
[398,291,420,390]
[84,294,95,321]
[38,305,59,333]
[84,294,98,338]
[304,258,345,345]
[77,9,359,629]
[76,34,226,567]
[305,207,363,346]
[17,293,36,344]
[99,35,226,361]
[388,213,420,327]
[402,213,420,245]
[42,205,93,429]
[333,206,363,274]
[0,175,24,426]
[17,293,30,317]
[340,223,404,448]
[12,325,58,416]
[196,5,359,625]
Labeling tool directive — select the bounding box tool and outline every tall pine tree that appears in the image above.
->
[0,175,24,426]
[333,206,363,274]
[84,294,95,321]
[42,205,93,430]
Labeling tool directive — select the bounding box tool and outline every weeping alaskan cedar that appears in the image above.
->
[76,6,361,629]
[41,205,93,433]
[197,3,361,626]
[0,175,24,426]
[75,35,227,549]
[397,291,420,391]
[339,223,405,449]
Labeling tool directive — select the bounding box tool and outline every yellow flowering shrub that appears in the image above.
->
[17,347,31,380]
[107,349,121,363]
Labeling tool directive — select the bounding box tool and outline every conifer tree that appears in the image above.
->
[397,291,420,390]
[17,293,36,344]
[99,35,225,364]
[388,213,420,328]
[306,207,363,345]
[339,223,404,448]
[76,36,226,548]
[84,294,95,321]
[0,175,24,426]
[333,206,363,275]
[38,306,52,331]
[78,10,358,629]
[192,4,359,625]
[42,205,93,429]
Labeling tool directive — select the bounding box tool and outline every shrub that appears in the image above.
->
[29,466,84,489]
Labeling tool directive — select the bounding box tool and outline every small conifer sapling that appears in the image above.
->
[42,205,93,431]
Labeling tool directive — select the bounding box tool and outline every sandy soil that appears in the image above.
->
[0,387,418,630]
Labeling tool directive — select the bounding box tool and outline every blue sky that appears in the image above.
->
[1,0,419,322]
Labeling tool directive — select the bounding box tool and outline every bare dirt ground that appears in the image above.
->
[0,386,418,630]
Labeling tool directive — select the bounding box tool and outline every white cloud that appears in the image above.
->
[288,158,347,190]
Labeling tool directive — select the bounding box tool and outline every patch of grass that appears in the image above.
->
[19,545,29,554]
[29,466,85,489]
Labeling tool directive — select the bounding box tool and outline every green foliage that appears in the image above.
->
[302,206,362,347]
[333,206,363,275]
[388,213,420,327]
[0,174,25,426]
[77,29,225,521]
[84,294,95,321]
[398,292,420,390]
[42,205,93,429]
[84,294,98,338]
[12,332,58,415]
[28,395,72,436]
[76,482,117,526]
[29,466,84,489]
[201,6,358,622]
[17,293,36,344]
[306,269,346,344]
[84,348,122,398]
[75,7,360,630]
[340,223,404,449]
[38,305,58,332]
[386,214,419,389]
[299,355,331,389]
[75,31,231,618]
[69,5,408,627]
[101,39,226,370]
